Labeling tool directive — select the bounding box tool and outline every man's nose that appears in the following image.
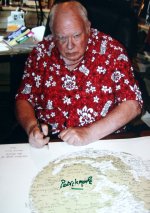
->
[67,37,74,50]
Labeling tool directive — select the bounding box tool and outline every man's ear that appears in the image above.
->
[87,21,91,34]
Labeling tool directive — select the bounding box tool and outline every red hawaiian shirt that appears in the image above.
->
[16,29,143,134]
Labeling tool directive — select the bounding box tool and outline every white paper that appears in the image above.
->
[0,136,150,213]
[48,136,150,160]
[0,144,37,213]
[141,111,150,127]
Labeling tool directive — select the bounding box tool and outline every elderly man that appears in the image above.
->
[15,0,143,148]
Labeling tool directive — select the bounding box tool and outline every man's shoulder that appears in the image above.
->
[31,35,55,57]
[90,28,126,57]
[91,28,112,41]
[37,35,54,48]
[91,28,125,49]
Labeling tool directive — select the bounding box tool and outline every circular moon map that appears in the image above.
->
[29,149,150,213]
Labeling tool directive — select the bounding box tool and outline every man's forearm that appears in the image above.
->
[15,100,38,135]
[89,100,142,139]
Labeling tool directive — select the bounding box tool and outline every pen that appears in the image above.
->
[37,120,43,132]
[37,121,54,138]
[37,120,67,140]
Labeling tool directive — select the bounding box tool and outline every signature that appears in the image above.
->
[60,176,92,190]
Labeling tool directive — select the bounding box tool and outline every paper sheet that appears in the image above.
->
[48,137,150,161]
[0,136,150,213]
[0,144,37,213]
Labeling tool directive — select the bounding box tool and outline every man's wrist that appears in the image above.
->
[27,120,39,136]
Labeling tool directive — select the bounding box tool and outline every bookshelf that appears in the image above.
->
[1,5,50,13]
[0,5,50,30]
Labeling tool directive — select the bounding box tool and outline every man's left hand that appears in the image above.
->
[58,126,94,146]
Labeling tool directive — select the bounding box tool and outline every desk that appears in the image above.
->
[0,136,150,213]
[0,40,35,56]
[0,41,35,108]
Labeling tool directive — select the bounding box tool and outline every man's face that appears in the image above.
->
[53,10,90,64]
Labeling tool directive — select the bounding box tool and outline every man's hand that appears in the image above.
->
[59,126,94,146]
[28,124,50,148]
[59,100,142,146]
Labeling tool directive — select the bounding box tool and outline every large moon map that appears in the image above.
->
[29,149,150,213]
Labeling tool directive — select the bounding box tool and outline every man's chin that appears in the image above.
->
[64,54,83,62]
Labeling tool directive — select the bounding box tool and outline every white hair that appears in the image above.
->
[49,1,89,33]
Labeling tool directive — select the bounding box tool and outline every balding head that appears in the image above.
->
[49,1,91,67]
[49,1,89,34]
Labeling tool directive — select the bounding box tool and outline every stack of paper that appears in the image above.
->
[3,26,34,47]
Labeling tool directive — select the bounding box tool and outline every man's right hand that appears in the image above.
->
[28,124,50,148]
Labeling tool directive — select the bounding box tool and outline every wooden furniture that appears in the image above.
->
[0,5,50,30]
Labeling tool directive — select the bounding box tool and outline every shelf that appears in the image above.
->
[1,5,50,13]
[0,5,50,30]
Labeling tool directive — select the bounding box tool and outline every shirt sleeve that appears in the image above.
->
[109,40,143,108]
[15,46,43,107]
